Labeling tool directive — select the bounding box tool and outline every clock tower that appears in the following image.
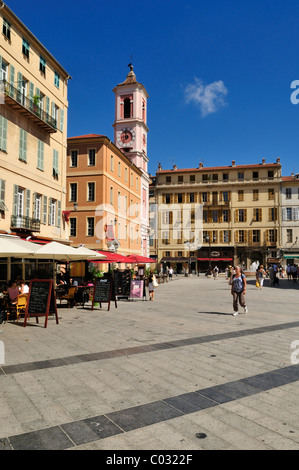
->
[112,64,150,257]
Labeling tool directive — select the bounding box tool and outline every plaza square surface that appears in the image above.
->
[0,275,299,450]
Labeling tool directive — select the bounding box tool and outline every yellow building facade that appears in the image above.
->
[149,158,282,273]
[0,2,70,243]
[66,134,142,255]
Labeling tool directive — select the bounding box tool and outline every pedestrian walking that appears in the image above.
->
[287,265,291,281]
[291,265,297,283]
[148,270,157,301]
[230,266,248,316]
[213,266,219,280]
[256,265,266,289]
[169,267,173,280]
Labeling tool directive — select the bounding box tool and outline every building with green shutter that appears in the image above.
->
[0,1,71,282]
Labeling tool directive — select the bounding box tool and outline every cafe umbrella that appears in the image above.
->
[0,234,37,258]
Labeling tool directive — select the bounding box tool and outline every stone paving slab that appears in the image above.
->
[0,275,299,450]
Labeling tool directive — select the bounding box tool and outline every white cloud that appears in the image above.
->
[184,78,228,117]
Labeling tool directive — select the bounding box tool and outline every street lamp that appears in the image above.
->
[204,234,212,274]
[184,240,192,275]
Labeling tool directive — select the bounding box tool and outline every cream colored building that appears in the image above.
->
[280,174,299,266]
[0,1,70,244]
[150,158,282,273]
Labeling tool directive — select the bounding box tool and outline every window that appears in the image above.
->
[125,167,128,182]
[268,188,274,200]
[238,190,244,201]
[88,149,95,166]
[118,162,121,177]
[37,140,44,170]
[22,38,30,58]
[110,155,114,171]
[223,209,229,222]
[0,116,7,152]
[124,98,131,118]
[253,189,259,201]
[202,192,208,203]
[202,174,209,183]
[212,174,218,182]
[70,218,77,237]
[52,103,59,126]
[268,170,274,179]
[287,229,293,243]
[70,183,77,202]
[166,176,171,183]
[17,187,24,216]
[238,230,245,243]
[1,59,8,81]
[238,209,245,222]
[212,210,218,222]
[203,210,208,223]
[131,172,133,186]
[54,71,60,88]
[268,229,276,243]
[222,191,229,202]
[53,149,59,179]
[87,218,94,236]
[87,182,95,201]
[165,194,170,204]
[2,18,11,40]
[19,129,27,162]
[50,199,56,226]
[238,172,244,181]
[110,187,113,205]
[189,193,195,203]
[223,173,229,181]
[286,207,292,220]
[252,171,259,180]
[252,230,260,243]
[70,150,78,167]
[42,196,47,224]
[39,56,46,74]
[253,208,262,221]
[286,188,292,199]
[178,193,183,203]
[136,177,139,191]
[190,175,195,183]
[178,175,183,184]
[223,230,229,243]
[0,179,5,210]
[34,194,42,220]
[269,207,277,221]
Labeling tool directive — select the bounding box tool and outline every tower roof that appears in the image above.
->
[117,63,138,86]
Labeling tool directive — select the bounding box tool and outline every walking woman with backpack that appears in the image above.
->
[230,266,248,316]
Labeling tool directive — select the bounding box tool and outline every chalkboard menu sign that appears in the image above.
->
[92,276,117,311]
[113,270,131,299]
[24,279,59,328]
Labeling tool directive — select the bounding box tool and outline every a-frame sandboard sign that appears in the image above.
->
[24,279,59,328]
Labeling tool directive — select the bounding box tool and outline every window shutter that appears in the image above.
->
[220,231,223,243]
[282,208,286,221]
[244,231,248,243]
[234,231,238,243]
[43,195,47,224]
[9,65,15,97]
[265,230,269,243]
[259,208,262,221]
[25,189,30,217]
[59,109,64,132]
[234,209,238,223]
[29,82,34,101]
[13,184,18,215]
[57,201,61,228]
[48,197,52,225]
[46,96,50,117]
[0,179,5,202]
[248,230,252,244]
[0,115,7,151]
[17,72,22,100]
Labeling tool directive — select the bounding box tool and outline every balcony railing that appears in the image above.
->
[2,80,57,133]
[11,215,40,232]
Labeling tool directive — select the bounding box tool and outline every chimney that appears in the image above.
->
[276,157,280,164]
[199,162,203,168]
[262,158,265,164]
[232,160,236,166]
[173,164,177,170]
[158,163,162,171]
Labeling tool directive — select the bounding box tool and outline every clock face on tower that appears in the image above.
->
[117,128,135,147]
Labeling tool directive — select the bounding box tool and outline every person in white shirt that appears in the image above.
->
[19,280,29,294]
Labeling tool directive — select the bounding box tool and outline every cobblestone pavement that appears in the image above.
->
[0,274,299,450]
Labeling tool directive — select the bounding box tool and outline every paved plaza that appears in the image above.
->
[0,274,299,450]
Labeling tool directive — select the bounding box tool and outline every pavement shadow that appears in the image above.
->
[198,311,232,316]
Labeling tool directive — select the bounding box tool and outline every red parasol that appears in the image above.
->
[125,254,156,264]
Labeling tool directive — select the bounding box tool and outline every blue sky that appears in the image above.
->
[8,0,299,176]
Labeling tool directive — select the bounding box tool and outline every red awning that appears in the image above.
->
[90,251,130,263]
[197,258,233,261]
[125,254,156,264]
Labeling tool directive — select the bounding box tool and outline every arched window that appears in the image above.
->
[124,98,131,118]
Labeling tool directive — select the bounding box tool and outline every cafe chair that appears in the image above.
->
[16,294,28,321]
[60,287,77,308]
[6,299,17,322]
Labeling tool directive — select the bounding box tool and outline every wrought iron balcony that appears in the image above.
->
[2,80,57,133]
[11,215,40,232]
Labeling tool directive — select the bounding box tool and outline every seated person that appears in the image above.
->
[19,280,29,294]
[7,281,20,304]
